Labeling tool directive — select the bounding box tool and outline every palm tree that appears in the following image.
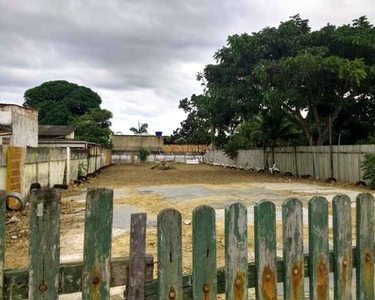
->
[130,121,148,134]
[250,109,299,167]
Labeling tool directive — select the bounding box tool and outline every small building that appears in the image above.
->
[111,134,165,152]
[38,125,77,140]
[0,104,38,147]
[37,125,95,149]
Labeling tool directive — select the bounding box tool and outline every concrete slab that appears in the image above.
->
[64,189,130,203]
[136,185,285,202]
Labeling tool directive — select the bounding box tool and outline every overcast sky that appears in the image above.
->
[1,0,374,135]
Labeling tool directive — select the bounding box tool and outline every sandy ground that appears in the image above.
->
[4,163,372,299]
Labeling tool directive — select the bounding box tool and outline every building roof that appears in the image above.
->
[39,125,77,138]
[0,103,37,111]
[38,139,98,149]
[112,134,168,137]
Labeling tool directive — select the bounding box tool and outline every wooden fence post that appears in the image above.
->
[82,188,113,300]
[309,197,329,300]
[193,205,217,300]
[333,195,352,299]
[225,203,248,300]
[255,200,277,300]
[282,198,304,300]
[356,193,374,300]
[0,191,6,300]
[127,213,147,300]
[157,209,182,300]
[29,188,61,300]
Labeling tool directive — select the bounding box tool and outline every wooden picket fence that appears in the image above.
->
[0,188,374,299]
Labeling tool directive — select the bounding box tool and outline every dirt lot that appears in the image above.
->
[5,163,369,274]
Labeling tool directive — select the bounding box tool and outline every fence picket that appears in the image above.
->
[282,198,304,300]
[225,203,248,300]
[127,213,147,300]
[157,209,182,300]
[192,205,217,299]
[332,195,352,300]
[28,188,61,300]
[81,188,113,300]
[0,191,6,300]
[255,200,277,300]
[356,193,374,300]
[308,197,329,300]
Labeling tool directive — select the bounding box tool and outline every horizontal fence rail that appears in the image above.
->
[0,188,374,299]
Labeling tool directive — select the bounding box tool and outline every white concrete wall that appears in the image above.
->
[112,152,204,164]
[0,145,111,196]
[11,108,38,147]
[0,105,38,147]
[204,145,375,184]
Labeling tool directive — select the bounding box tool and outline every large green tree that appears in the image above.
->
[167,94,212,145]
[24,80,113,148]
[24,80,102,125]
[75,108,113,148]
[179,15,375,146]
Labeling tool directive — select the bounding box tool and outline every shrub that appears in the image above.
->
[361,154,375,189]
[139,148,150,162]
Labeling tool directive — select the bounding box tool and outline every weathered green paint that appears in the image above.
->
[332,195,352,300]
[192,205,217,300]
[145,246,361,299]
[7,246,357,300]
[356,193,374,300]
[157,209,182,300]
[255,200,277,300]
[225,203,248,300]
[0,191,6,300]
[308,197,329,300]
[82,188,113,300]
[127,213,147,300]
[3,256,154,299]
[282,198,304,300]
[29,188,61,300]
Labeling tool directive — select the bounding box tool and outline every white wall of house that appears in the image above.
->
[0,105,38,147]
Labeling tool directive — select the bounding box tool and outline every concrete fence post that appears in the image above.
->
[66,147,70,185]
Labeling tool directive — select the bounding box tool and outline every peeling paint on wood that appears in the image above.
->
[225,203,248,300]
[308,197,329,300]
[282,198,304,300]
[332,195,352,300]
[255,200,277,300]
[157,209,182,300]
[127,213,147,300]
[29,188,61,300]
[81,188,113,300]
[356,193,374,300]
[192,205,217,300]
[4,256,154,299]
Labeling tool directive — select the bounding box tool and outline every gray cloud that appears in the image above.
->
[1,0,374,134]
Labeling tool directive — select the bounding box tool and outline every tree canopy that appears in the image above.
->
[174,15,375,148]
[24,80,113,148]
[24,80,102,125]
[167,94,212,145]
[75,108,113,148]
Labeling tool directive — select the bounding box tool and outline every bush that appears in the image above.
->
[223,138,241,160]
[361,154,375,189]
[139,148,150,162]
